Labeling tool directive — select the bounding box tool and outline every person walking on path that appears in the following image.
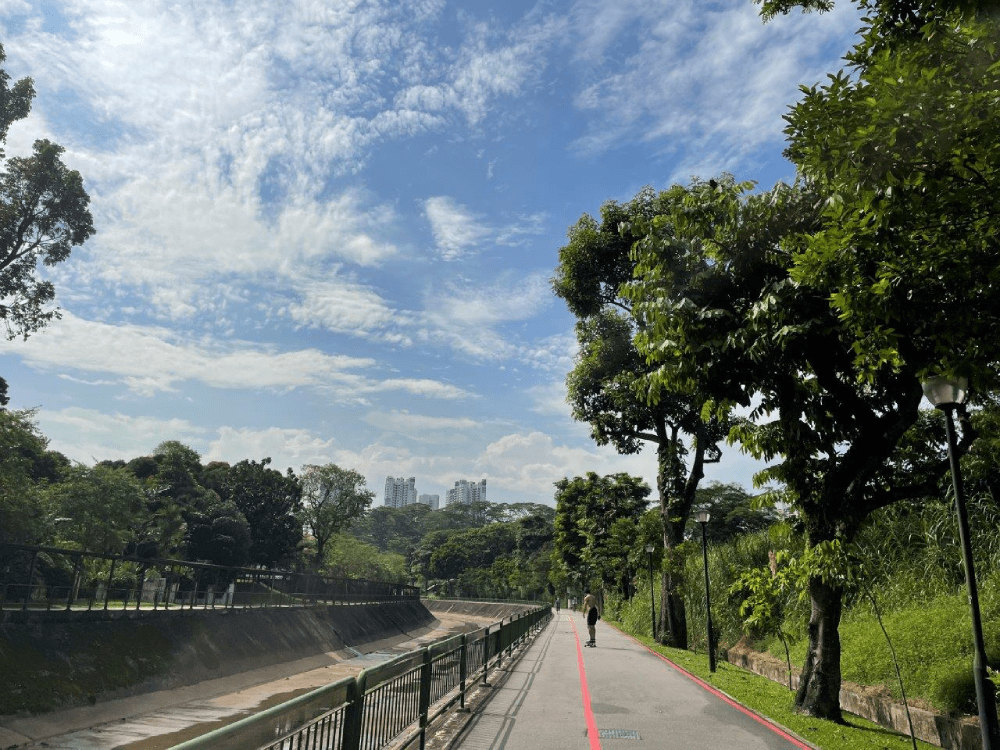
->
[582,590,600,646]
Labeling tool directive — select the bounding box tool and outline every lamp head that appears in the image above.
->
[645,544,654,553]
[921,375,969,409]
[696,510,711,524]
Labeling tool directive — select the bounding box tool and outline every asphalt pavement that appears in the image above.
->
[448,611,814,750]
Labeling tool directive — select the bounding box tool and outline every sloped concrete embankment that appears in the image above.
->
[422,599,540,620]
[0,600,435,717]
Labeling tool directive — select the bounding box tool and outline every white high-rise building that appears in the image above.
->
[418,494,440,510]
[446,479,487,506]
[384,476,417,508]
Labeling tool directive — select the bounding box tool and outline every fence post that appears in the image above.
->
[21,549,38,611]
[103,557,117,611]
[190,567,200,610]
[418,648,432,750]
[342,673,364,750]
[135,565,146,611]
[459,633,468,710]
[481,627,491,687]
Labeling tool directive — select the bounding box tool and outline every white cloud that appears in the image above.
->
[205,426,338,473]
[424,196,491,260]
[568,0,860,174]
[495,212,547,246]
[3,0,551,328]
[0,312,478,401]
[417,275,551,359]
[35,407,206,464]
[363,377,473,401]
[518,331,577,374]
[361,410,481,445]
[283,275,406,338]
[365,410,479,432]
[477,430,657,498]
[528,379,572,417]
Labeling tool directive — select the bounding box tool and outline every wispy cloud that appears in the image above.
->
[424,196,491,260]
[421,273,552,359]
[205,426,339,472]
[0,312,475,401]
[567,0,860,176]
[36,407,207,464]
[3,0,556,327]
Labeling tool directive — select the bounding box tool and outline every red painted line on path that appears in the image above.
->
[608,623,813,750]
[568,615,603,750]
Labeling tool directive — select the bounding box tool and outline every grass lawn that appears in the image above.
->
[609,623,938,750]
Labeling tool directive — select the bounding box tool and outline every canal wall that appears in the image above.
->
[422,599,541,620]
[0,600,436,717]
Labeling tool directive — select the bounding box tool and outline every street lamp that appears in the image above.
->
[645,543,656,641]
[922,375,1000,749]
[696,510,716,672]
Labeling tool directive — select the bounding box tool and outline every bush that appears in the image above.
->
[927,664,977,715]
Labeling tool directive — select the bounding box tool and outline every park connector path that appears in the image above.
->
[448,611,814,750]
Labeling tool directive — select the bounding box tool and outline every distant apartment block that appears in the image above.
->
[418,494,440,510]
[446,479,487,506]
[384,476,417,508]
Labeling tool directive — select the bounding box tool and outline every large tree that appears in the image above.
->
[1,43,95,341]
[223,458,303,567]
[553,189,727,647]
[46,464,151,556]
[627,171,991,720]
[0,408,50,544]
[300,463,375,568]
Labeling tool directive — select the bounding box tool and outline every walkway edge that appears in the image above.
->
[427,618,553,750]
[605,622,820,750]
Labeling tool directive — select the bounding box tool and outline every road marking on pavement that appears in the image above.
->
[568,615,603,750]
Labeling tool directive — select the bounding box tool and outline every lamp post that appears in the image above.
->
[696,510,716,673]
[645,543,656,641]
[922,375,1000,750]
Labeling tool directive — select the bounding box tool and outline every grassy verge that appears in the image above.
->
[609,623,938,750]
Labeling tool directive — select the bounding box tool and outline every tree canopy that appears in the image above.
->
[553,472,650,597]
[222,458,303,567]
[553,188,729,647]
[300,463,375,568]
[1,43,95,341]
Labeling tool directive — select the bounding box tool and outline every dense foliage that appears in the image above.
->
[1,43,95,343]
[553,189,731,647]
[614,0,1000,720]
[346,499,556,599]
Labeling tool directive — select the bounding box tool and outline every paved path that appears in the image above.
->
[450,612,812,750]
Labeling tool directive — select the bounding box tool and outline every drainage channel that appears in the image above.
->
[2,613,496,750]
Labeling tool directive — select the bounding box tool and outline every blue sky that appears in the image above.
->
[0,0,861,506]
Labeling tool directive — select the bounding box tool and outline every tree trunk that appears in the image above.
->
[659,561,688,647]
[655,423,698,649]
[795,575,844,721]
[657,469,689,648]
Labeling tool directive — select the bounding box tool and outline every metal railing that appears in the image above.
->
[0,542,419,614]
[168,605,551,750]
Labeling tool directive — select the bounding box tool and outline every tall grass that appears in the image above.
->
[652,496,1000,715]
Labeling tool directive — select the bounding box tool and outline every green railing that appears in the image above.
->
[167,605,551,750]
